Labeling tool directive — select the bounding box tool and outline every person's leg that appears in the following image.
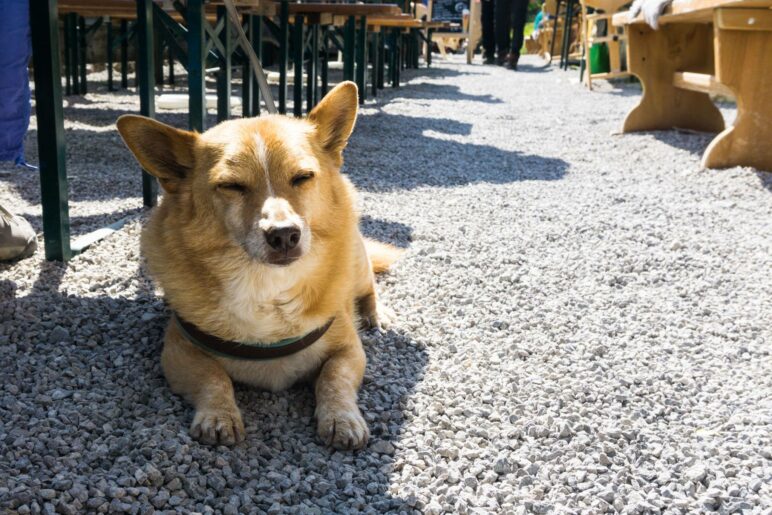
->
[481,0,496,62]
[510,0,530,68]
[494,0,513,63]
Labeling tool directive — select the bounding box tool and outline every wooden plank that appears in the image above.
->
[622,23,725,133]
[614,0,772,25]
[716,6,772,29]
[285,3,401,16]
[673,71,736,97]
[703,8,772,170]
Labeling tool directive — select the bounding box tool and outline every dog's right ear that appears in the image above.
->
[116,115,198,193]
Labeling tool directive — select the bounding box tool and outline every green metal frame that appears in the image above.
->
[120,20,129,88]
[293,14,304,117]
[137,0,158,208]
[30,0,71,261]
[249,15,263,117]
[307,23,318,113]
[279,0,289,114]
[343,16,355,81]
[356,16,367,104]
[216,6,232,123]
[187,0,206,131]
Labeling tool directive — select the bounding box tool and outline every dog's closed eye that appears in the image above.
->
[291,171,315,188]
[217,182,248,194]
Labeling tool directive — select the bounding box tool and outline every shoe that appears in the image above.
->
[507,53,520,70]
[495,55,508,66]
[483,55,496,65]
[0,204,37,261]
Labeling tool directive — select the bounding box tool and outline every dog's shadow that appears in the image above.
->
[0,243,427,512]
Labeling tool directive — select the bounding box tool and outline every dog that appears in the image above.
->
[116,81,402,450]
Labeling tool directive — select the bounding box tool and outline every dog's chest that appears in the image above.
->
[217,265,326,390]
[220,266,307,339]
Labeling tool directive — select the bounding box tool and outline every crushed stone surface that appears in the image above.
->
[1,55,771,514]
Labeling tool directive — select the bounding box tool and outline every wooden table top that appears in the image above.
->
[284,2,402,16]
[613,0,772,25]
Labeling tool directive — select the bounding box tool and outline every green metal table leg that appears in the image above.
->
[426,28,433,67]
[153,23,163,84]
[356,16,366,104]
[377,30,385,89]
[137,0,158,207]
[78,16,87,94]
[120,20,128,88]
[30,0,72,261]
[279,0,289,114]
[412,29,419,68]
[168,45,175,85]
[395,29,401,87]
[321,28,328,97]
[370,32,378,98]
[69,14,80,94]
[242,15,253,118]
[307,23,318,113]
[107,19,114,91]
[187,0,206,131]
[216,6,231,123]
[250,15,263,116]
[343,16,355,81]
[63,15,72,95]
[292,15,304,117]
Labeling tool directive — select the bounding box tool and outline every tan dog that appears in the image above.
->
[116,82,401,450]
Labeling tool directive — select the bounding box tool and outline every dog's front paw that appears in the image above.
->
[190,406,246,446]
[316,404,370,450]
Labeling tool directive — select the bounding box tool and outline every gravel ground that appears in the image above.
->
[2,55,771,514]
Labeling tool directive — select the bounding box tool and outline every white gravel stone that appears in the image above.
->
[1,55,771,514]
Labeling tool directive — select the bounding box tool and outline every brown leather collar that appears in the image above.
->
[173,314,335,361]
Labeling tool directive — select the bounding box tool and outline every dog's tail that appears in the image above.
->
[364,238,404,274]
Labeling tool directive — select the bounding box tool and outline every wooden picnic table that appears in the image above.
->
[612,0,772,171]
[28,0,430,261]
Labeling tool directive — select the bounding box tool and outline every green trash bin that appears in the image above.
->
[589,43,610,74]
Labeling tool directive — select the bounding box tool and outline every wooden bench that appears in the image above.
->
[613,0,772,171]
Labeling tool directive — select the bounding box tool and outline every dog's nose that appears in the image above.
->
[264,227,301,252]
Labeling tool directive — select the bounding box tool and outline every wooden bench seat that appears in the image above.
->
[613,0,772,171]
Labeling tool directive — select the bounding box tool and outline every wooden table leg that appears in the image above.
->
[703,8,772,171]
[622,23,724,134]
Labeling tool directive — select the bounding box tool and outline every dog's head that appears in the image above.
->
[117,82,358,267]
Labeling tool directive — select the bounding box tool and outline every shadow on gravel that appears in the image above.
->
[757,171,772,191]
[601,81,643,97]
[651,130,717,156]
[347,112,569,192]
[0,258,427,512]
[514,62,552,73]
[17,206,143,236]
[360,215,413,248]
[399,84,504,104]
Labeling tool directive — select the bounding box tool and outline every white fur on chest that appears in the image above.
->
[217,260,328,391]
[220,261,313,340]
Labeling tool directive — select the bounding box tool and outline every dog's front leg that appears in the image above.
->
[315,327,369,450]
[161,322,246,446]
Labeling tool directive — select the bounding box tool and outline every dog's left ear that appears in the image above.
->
[308,81,358,156]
